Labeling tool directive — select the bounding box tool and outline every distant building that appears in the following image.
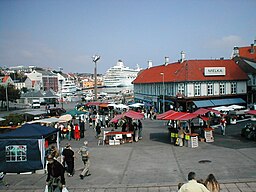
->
[133,53,248,112]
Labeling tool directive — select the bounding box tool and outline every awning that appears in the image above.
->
[99,103,110,108]
[109,114,123,123]
[211,98,245,106]
[27,117,59,124]
[163,112,188,120]
[246,110,256,115]
[156,110,176,120]
[124,110,144,119]
[24,110,46,116]
[193,100,214,108]
[85,102,102,106]
[193,98,245,108]
[193,108,211,115]
[176,113,198,121]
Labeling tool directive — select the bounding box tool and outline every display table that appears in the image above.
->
[104,131,133,145]
[184,133,199,148]
[204,128,214,142]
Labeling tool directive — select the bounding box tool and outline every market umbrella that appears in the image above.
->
[124,110,144,119]
[65,109,88,117]
[58,114,72,122]
[156,110,176,120]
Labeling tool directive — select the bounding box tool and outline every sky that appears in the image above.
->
[0,0,256,74]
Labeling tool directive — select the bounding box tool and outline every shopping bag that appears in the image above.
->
[44,185,48,192]
[62,187,69,192]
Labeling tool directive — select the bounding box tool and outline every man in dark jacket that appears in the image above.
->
[62,143,75,176]
[46,155,65,192]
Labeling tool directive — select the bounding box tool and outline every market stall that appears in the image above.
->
[106,110,144,145]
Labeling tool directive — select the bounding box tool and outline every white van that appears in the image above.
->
[32,100,40,109]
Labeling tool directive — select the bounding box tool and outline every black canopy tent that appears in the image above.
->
[0,124,58,173]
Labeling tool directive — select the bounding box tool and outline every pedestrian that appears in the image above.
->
[204,174,220,192]
[220,116,227,136]
[46,154,66,192]
[79,120,85,138]
[177,127,185,147]
[62,143,75,177]
[67,123,71,140]
[78,141,91,179]
[138,119,143,139]
[47,145,59,159]
[95,123,101,138]
[74,123,80,141]
[178,171,210,192]
[133,120,139,142]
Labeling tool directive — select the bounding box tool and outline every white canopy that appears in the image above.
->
[128,103,144,108]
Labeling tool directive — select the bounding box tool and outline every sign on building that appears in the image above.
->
[204,67,226,76]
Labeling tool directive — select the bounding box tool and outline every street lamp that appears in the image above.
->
[5,83,9,111]
[160,73,165,113]
[59,79,63,109]
[92,55,100,101]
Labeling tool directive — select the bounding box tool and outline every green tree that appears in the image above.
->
[0,84,21,109]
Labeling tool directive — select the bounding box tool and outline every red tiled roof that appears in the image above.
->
[133,60,248,84]
[238,46,256,61]
[2,76,9,83]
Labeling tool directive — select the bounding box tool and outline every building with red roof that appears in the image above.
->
[133,53,248,112]
[231,40,256,106]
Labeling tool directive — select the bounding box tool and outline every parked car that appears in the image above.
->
[31,100,40,109]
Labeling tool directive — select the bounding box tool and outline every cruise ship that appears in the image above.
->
[61,80,77,95]
[103,60,141,87]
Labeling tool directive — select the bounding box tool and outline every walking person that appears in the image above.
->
[62,144,75,177]
[204,173,220,192]
[178,171,210,192]
[46,155,66,192]
[138,119,143,139]
[78,141,91,179]
[220,116,227,136]
[133,120,139,142]
[79,120,85,138]
[74,123,80,141]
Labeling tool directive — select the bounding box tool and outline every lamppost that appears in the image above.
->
[160,73,165,113]
[59,79,63,109]
[92,55,100,101]
[5,83,9,111]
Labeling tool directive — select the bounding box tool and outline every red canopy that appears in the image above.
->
[163,112,188,120]
[109,114,123,123]
[124,110,144,119]
[193,108,210,115]
[176,113,198,121]
[156,110,176,120]
[109,110,144,123]
[246,110,256,115]
[85,102,102,106]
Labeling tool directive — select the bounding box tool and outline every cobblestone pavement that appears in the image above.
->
[1,103,256,192]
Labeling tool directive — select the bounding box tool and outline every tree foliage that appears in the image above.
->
[0,84,21,107]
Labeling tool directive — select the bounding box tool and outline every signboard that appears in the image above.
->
[204,130,214,142]
[204,67,226,76]
[191,136,198,148]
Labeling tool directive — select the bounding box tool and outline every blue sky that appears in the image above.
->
[0,0,256,74]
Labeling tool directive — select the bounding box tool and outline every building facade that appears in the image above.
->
[133,56,248,112]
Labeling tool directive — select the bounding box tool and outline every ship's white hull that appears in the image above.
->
[103,60,141,88]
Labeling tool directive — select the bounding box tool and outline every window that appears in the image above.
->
[220,83,225,95]
[178,83,185,94]
[231,82,237,94]
[207,83,213,95]
[5,145,27,162]
[194,83,200,96]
